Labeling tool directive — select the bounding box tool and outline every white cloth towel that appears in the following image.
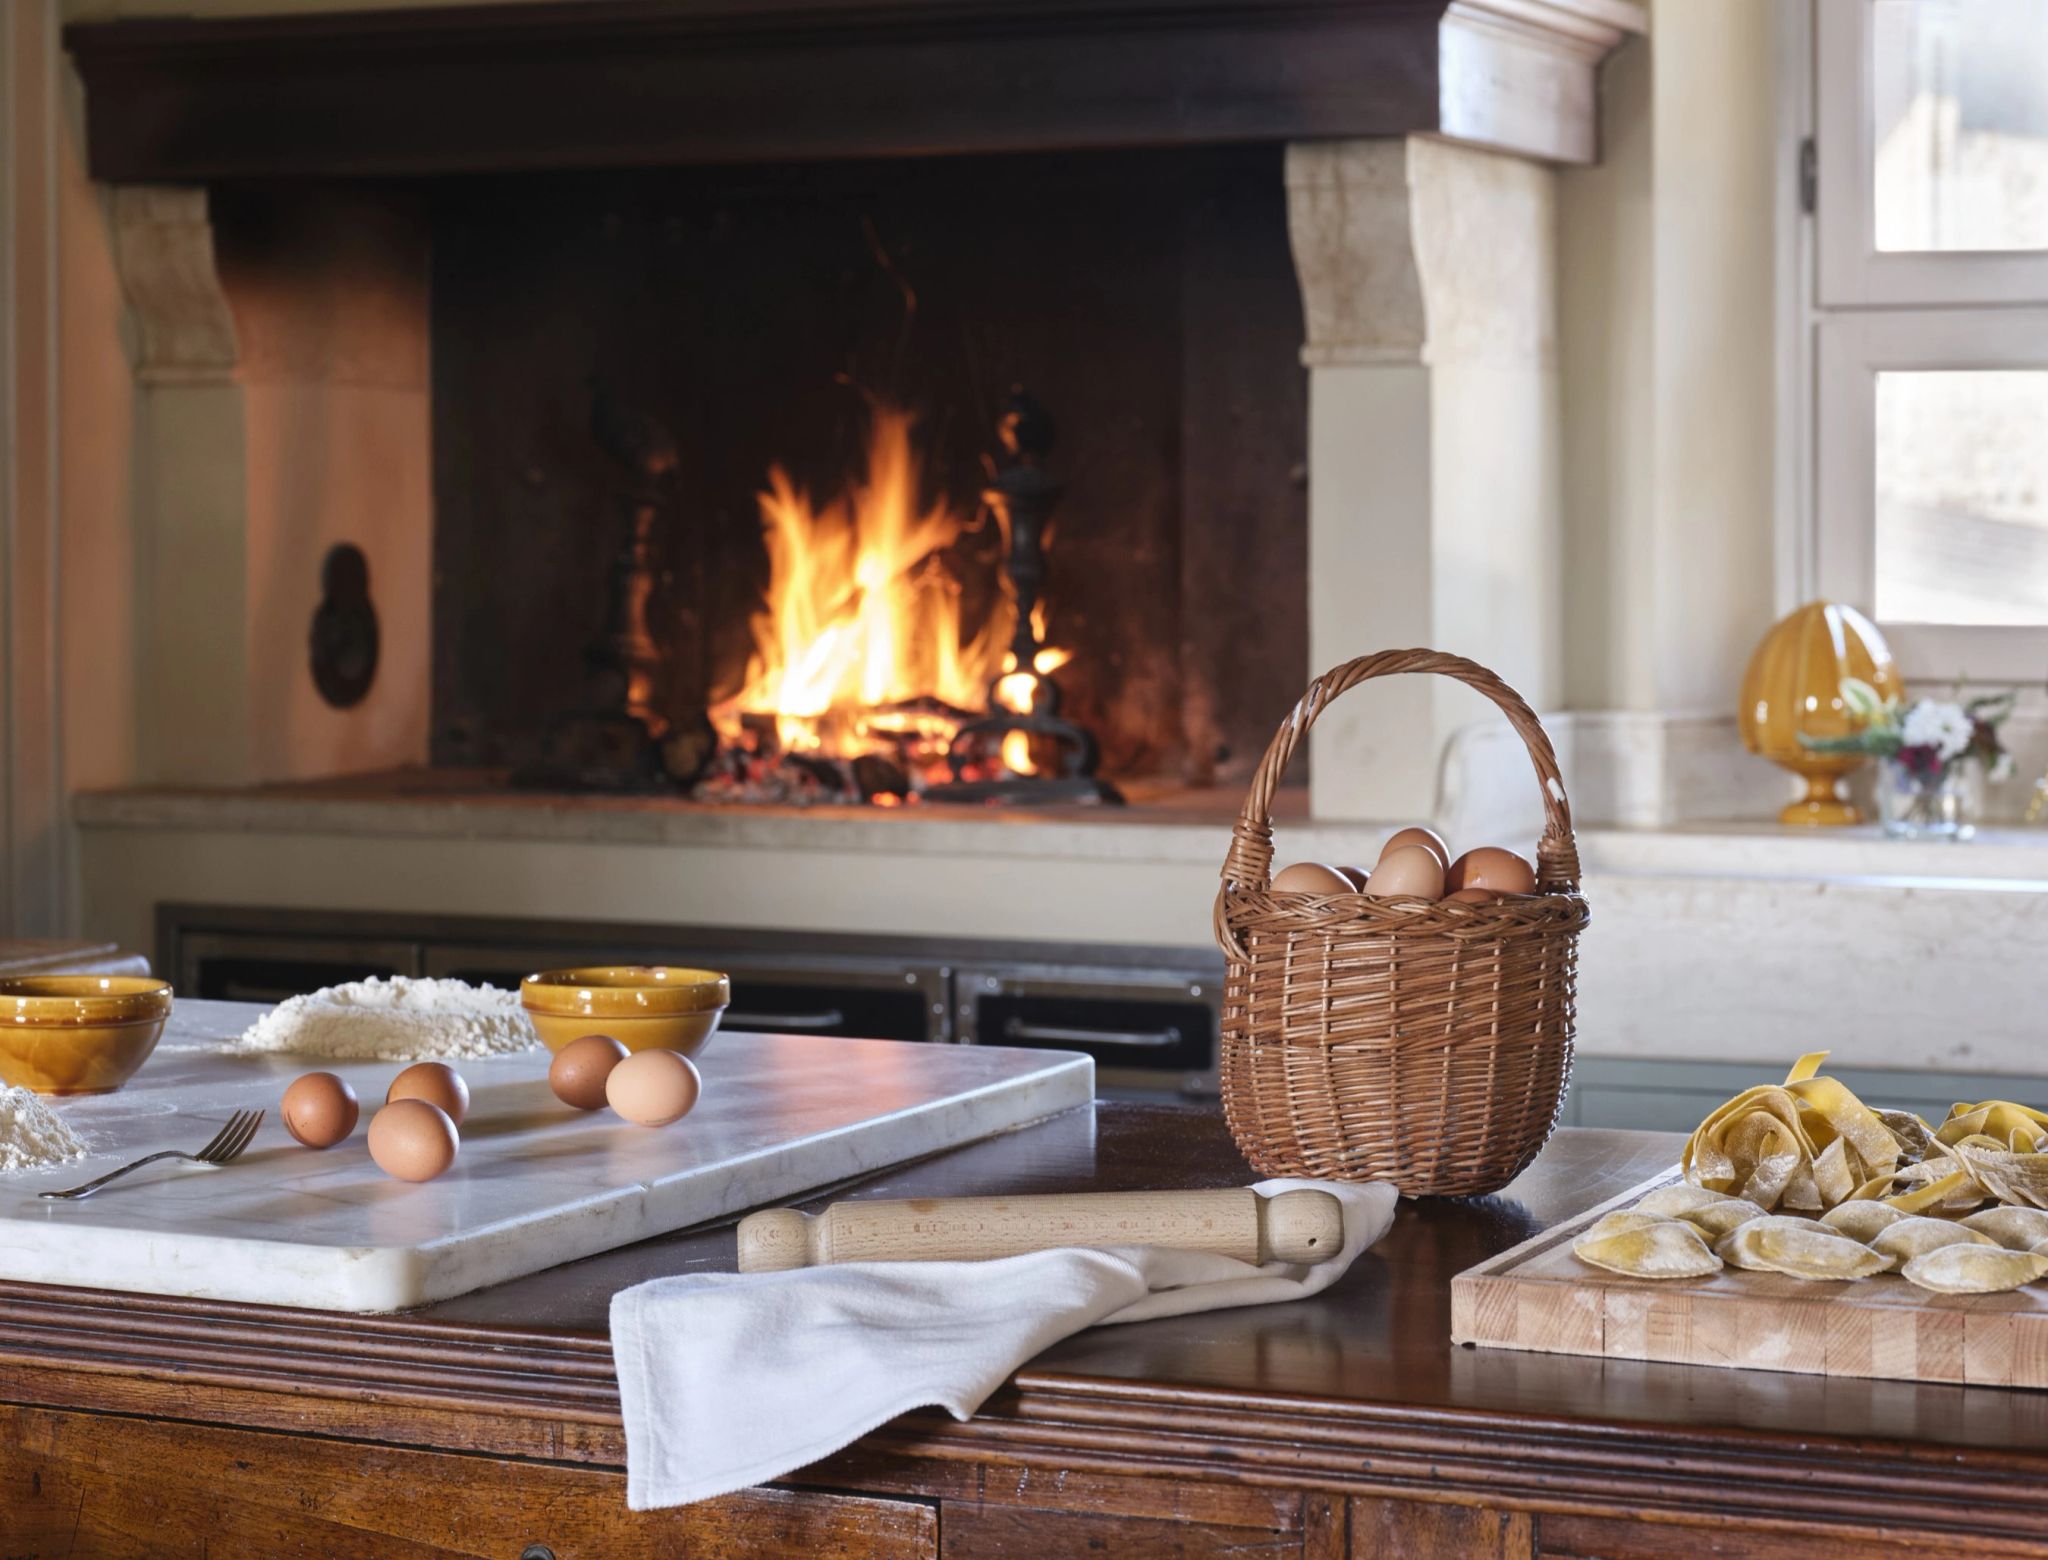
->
[610,1178,1397,1510]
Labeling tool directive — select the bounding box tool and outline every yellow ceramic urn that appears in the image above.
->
[1739,602,1900,826]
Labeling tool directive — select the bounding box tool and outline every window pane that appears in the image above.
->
[1875,370,2048,624]
[1873,0,2048,253]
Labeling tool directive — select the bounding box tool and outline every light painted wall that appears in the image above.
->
[57,62,137,808]
[2,0,68,938]
[1558,0,1781,715]
[1646,0,1779,714]
[1558,25,1654,711]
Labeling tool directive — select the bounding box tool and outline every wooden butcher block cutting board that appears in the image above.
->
[0,999,1092,1313]
[1452,1169,2048,1389]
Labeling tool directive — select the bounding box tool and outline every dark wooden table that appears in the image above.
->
[5,1109,2047,1558]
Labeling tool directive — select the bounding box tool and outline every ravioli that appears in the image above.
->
[1634,1185,1731,1218]
[1869,1216,1992,1266]
[1677,1197,1768,1239]
[1715,1215,1834,1273]
[1900,1244,2048,1295]
[1723,1218,1889,1281]
[1573,1216,1721,1279]
[1819,1199,1906,1244]
[1959,1206,2048,1251]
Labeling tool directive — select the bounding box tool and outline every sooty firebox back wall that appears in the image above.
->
[429,145,1306,787]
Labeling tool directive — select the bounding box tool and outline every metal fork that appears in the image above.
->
[40,1109,264,1201]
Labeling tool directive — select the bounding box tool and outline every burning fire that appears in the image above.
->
[713,406,1062,785]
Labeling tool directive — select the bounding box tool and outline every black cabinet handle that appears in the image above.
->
[724,1009,846,1031]
[1001,1017,1183,1050]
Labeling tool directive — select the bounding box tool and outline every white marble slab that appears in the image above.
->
[0,1000,1092,1312]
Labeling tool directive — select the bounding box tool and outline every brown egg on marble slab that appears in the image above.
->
[387,1061,471,1128]
[550,1033,630,1112]
[607,1048,702,1128]
[281,1071,359,1150]
[368,1098,460,1183]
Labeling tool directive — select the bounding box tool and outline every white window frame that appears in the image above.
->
[1815,308,2048,680]
[1815,0,2048,306]
[1798,0,2048,683]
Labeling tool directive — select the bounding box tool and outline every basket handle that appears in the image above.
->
[1218,648,1581,902]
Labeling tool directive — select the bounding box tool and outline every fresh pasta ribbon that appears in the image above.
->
[1682,1052,1900,1212]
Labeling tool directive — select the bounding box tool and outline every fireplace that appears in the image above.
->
[66,0,1642,823]
[415,147,1309,802]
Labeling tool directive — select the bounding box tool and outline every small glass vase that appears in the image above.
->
[1874,755,1975,840]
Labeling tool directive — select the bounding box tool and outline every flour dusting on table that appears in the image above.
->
[233,975,539,1061]
[0,1086,88,1173]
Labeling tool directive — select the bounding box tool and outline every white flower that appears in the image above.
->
[1900,700,1975,760]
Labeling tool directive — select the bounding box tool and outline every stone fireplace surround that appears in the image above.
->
[68,0,1652,824]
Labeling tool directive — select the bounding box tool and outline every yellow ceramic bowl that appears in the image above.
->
[0,975,173,1095]
[520,966,730,1056]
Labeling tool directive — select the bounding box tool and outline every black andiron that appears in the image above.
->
[513,387,713,792]
[928,389,1122,806]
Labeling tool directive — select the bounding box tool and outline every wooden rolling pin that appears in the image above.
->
[736,1187,1344,1273]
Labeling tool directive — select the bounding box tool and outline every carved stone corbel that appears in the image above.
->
[1288,138,1556,373]
[107,186,238,385]
[1286,141,1427,368]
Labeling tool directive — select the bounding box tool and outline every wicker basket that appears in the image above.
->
[1214,650,1590,1197]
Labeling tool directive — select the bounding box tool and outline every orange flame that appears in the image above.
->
[715,407,1060,779]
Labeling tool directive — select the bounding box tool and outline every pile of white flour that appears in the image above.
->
[0,1086,88,1174]
[233,975,539,1061]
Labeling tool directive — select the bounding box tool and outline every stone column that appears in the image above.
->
[112,187,251,785]
[1287,137,1563,824]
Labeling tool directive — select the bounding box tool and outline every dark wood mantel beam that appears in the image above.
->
[64,0,1643,184]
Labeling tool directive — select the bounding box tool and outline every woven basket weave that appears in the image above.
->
[1214,650,1590,1197]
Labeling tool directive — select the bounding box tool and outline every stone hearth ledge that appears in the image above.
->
[71,777,2048,881]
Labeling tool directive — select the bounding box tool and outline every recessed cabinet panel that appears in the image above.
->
[956,967,1218,1095]
[179,933,421,1004]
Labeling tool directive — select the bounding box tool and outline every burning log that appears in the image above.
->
[684,390,1115,807]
